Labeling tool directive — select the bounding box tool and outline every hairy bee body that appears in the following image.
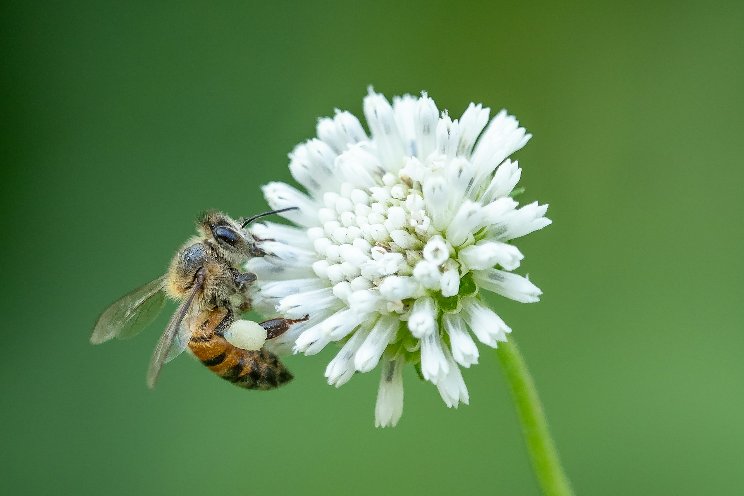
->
[165,235,251,309]
[90,208,302,390]
[188,307,293,390]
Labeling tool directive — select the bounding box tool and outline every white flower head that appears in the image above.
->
[247,89,550,427]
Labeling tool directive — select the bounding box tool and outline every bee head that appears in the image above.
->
[198,211,250,262]
[197,207,298,262]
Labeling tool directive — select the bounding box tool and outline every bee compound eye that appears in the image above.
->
[213,226,239,246]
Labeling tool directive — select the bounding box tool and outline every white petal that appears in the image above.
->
[473,269,542,303]
[257,241,317,267]
[435,112,461,158]
[392,94,418,156]
[412,260,441,290]
[361,252,406,279]
[414,92,439,159]
[349,276,372,291]
[338,243,369,267]
[288,139,339,196]
[277,287,338,318]
[422,235,450,266]
[363,89,405,171]
[259,278,327,299]
[262,182,319,227]
[332,281,352,302]
[316,110,367,153]
[336,142,384,188]
[462,297,512,347]
[480,159,522,203]
[383,206,407,231]
[354,316,398,372]
[249,295,282,316]
[378,275,420,300]
[325,327,370,386]
[361,224,388,245]
[347,290,382,314]
[471,110,531,173]
[295,303,359,356]
[250,221,312,249]
[246,257,314,281]
[407,296,437,338]
[471,110,512,162]
[304,334,332,355]
[326,263,347,284]
[439,267,460,297]
[423,174,451,230]
[435,347,470,408]
[459,241,524,271]
[445,157,479,211]
[294,320,330,354]
[500,202,552,240]
[389,229,419,249]
[456,103,490,157]
[478,197,519,236]
[400,156,426,183]
[322,308,368,340]
[446,200,484,247]
[375,356,405,428]
[442,313,479,367]
[420,331,449,384]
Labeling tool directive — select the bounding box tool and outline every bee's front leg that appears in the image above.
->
[231,269,257,291]
[248,241,267,257]
[229,270,256,313]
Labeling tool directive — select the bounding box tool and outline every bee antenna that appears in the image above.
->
[241,207,298,228]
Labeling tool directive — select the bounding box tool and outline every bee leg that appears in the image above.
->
[260,315,310,340]
[251,234,274,242]
[232,270,257,291]
[248,242,268,257]
[248,236,280,257]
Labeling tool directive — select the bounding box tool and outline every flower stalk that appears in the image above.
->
[497,338,574,496]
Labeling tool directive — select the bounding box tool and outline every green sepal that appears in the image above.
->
[437,293,461,314]
[389,322,405,345]
[510,186,525,198]
[439,325,452,349]
[459,272,478,297]
[401,330,420,353]
[414,362,426,382]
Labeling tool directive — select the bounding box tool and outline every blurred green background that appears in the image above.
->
[2,1,743,494]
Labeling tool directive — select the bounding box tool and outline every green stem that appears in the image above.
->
[496,338,575,496]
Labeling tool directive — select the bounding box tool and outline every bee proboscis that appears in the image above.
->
[90,208,305,390]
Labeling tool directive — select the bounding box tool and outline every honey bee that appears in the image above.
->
[90,208,306,390]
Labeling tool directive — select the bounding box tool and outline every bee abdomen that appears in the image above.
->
[198,344,293,390]
[188,308,292,390]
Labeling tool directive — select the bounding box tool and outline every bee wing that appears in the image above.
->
[90,276,167,345]
[146,270,205,389]
[164,320,191,364]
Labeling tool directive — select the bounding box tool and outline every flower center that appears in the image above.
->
[306,171,461,315]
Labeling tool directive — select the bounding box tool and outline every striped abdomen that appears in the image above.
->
[187,307,293,390]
